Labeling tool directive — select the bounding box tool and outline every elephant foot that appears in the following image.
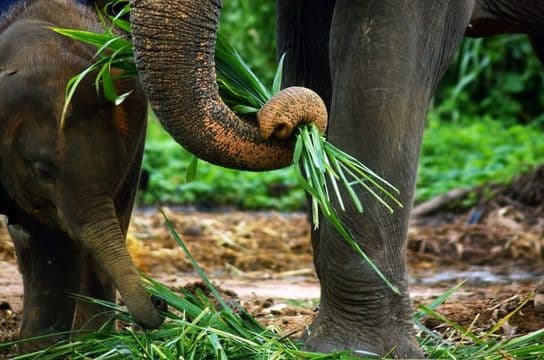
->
[302,313,424,359]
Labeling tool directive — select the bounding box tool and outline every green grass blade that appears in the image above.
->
[50,28,130,52]
[326,163,345,211]
[486,294,533,337]
[327,216,400,295]
[272,53,286,96]
[160,209,230,313]
[340,162,395,214]
[60,62,102,129]
[337,156,403,210]
[115,90,133,106]
[185,155,199,183]
[417,305,483,344]
[231,105,260,114]
[413,281,466,322]
[99,62,117,102]
[327,144,400,195]
[329,155,364,213]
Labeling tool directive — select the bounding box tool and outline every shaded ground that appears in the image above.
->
[2,166,544,356]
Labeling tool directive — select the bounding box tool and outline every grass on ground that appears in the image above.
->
[3,217,544,360]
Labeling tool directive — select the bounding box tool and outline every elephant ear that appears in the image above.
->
[112,104,130,145]
[109,76,147,153]
[105,69,132,147]
[0,69,25,140]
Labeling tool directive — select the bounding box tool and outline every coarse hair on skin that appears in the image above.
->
[0,0,104,134]
[0,0,101,73]
[0,0,99,34]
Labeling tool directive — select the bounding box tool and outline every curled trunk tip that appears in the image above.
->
[257,87,328,140]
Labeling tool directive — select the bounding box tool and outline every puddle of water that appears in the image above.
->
[411,266,542,285]
[152,273,321,300]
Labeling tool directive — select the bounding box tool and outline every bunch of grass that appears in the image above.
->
[53,0,402,291]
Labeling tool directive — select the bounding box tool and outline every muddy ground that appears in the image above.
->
[2,167,544,356]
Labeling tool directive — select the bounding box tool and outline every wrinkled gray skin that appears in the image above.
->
[0,0,163,351]
[129,0,544,357]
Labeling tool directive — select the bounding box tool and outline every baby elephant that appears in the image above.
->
[0,0,163,351]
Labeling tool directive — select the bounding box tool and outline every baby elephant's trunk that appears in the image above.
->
[74,199,163,329]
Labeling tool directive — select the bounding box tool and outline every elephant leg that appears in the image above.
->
[276,0,335,111]
[467,0,544,37]
[10,222,83,352]
[73,141,145,329]
[278,0,473,357]
[276,0,335,291]
[530,35,544,65]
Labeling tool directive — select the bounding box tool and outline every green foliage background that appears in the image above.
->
[434,35,544,124]
[140,3,544,209]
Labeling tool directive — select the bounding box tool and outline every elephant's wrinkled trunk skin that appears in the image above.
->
[130,0,327,171]
[258,87,327,140]
[75,200,163,329]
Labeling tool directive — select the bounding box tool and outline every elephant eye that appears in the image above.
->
[34,161,57,183]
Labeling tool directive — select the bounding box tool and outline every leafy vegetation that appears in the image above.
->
[141,15,544,209]
[142,120,304,210]
[417,115,544,201]
[3,215,359,359]
[435,36,544,125]
[220,0,276,86]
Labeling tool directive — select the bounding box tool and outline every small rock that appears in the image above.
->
[183,225,203,237]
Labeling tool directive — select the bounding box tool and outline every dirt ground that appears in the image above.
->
[2,167,544,355]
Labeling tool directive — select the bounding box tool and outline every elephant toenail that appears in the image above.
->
[354,349,379,357]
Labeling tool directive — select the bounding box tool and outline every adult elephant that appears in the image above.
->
[129,0,544,357]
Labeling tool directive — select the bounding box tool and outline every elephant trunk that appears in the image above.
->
[75,199,163,329]
[130,0,327,171]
